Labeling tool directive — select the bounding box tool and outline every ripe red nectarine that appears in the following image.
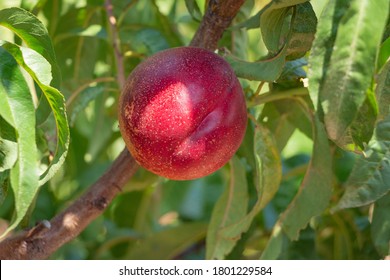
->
[119,47,247,180]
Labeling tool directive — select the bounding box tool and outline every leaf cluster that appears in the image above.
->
[0,0,389,260]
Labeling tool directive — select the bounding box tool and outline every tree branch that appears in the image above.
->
[0,149,138,259]
[0,0,245,260]
[105,0,126,90]
[190,0,246,50]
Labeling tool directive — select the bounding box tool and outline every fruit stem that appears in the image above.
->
[190,0,246,51]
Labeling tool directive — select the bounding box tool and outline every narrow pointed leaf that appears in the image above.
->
[0,47,39,235]
[206,156,248,259]
[280,113,332,240]
[0,7,61,86]
[0,137,17,172]
[0,42,69,185]
[333,115,390,211]
[260,7,292,53]
[127,223,207,260]
[221,124,282,243]
[260,223,287,260]
[223,46,287,82]
[286,2,317,60]
[350,89,377,150]
[376,61,390,121]
[371,192,390,257]
[315,0,389,145]
[232,0,309,30]
[308,0,349,111]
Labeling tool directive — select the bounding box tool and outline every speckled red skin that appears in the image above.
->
[119,47,247,180]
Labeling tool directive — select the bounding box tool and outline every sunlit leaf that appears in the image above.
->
[377,37,390,72]
[0,41,69,186]
[0,137,17,172]
[0,7,61,86]
[0,47,39,236]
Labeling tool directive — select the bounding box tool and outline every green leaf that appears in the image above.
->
[127,223,207,260]
[0,137,17,172]
[311,0,389,146]
[0,115,18,172]
[54,25,108,42]
[350,89,377,150]
[278,58,307,83]
[377,36,390,72]
[260,0,312,51]
[280,112,333,240]
[224,1,313,82]
[260,223,287,259]
[286,2,317,60]
[376,60,390,121]
[232,9,262,30]
[265,0,310,10]
[253,124,282,209]
[206,156,248,259]
[0,47,39,235]
[185,0,202,21]
[69,85,105,126]
[371,192,390,256]
[333,115,390,211]
[273,97,313,139]
[232,0,309,30]
[308,0,349,112]
[0,7,61,87]
[0,42,69,185]
[260,6,292,53]
[221,124,282,247]
[222,46,287,82]
[260,102,296,152]
[0,170,9,206]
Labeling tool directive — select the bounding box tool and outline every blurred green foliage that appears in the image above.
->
[0,0,389,260]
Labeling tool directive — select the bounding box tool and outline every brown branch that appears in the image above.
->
[190,0,246,51]
[105,0,126,90]
[0,0,245,260]
[0,149,138,260]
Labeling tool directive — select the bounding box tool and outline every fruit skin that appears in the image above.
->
[119,46,247,180]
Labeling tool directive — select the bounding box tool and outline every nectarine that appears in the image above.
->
[119,47,247,180]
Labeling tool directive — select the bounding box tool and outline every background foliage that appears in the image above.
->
[0,0,389,260]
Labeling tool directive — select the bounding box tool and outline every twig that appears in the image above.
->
[105,0,126,90]
[248,87,309,107]
[0,149,138,259]
[190,0,246,51]
[0,0,246,260]
[66,76,116,107]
